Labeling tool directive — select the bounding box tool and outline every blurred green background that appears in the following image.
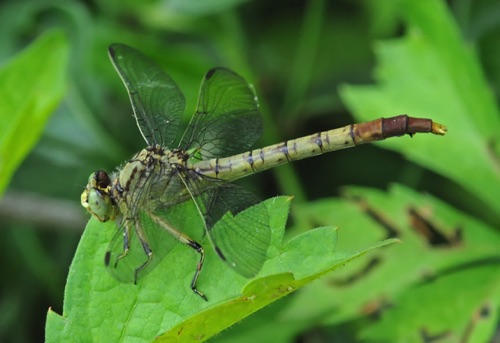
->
[1,0,500,342]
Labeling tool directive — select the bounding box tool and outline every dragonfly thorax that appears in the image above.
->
[115,146,192,215]
[82,145,194,224]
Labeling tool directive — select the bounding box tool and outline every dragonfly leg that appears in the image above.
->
[106,221,132,268]
[185,239,207,301]
[148,212,208,301]
[133,220,154,285]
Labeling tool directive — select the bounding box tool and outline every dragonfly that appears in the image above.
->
[81,43,447,301]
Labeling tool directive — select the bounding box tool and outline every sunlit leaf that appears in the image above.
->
[340,0,500,212]
[0,30,68,196]
[45,197,396,342]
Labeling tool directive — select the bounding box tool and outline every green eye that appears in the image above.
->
[82,188,114,222]
[81,171,117,222]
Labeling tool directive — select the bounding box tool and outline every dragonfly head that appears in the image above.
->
[81,170,118,222]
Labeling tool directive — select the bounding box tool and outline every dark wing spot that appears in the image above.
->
[206,68,217,79]
[108,45,118,59]
[104,251,112,266]
[215,246,226,261]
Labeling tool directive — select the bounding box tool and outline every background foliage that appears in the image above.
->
[0,0,499,342]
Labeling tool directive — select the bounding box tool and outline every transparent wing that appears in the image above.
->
[107,168,271,279]
[109,44,185,147]
[179,68,263,159]
[182,172,271,277]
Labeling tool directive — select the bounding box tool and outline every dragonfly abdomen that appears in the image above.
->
[192,115,446,181]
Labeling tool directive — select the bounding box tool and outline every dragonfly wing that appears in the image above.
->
[109,44,185,147]
[207,186,271,277]
[179,68,263,159]
[183,173,271,278]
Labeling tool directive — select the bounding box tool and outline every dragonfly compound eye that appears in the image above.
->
[81,188,115,222]
[81,172,117,222]
[90,170,112,190]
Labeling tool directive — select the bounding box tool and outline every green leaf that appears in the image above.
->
[45,196,396,342]
[282,184,500,339]
[339,0,500,211]
[360,264,500,342]
[0,30,68,196]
